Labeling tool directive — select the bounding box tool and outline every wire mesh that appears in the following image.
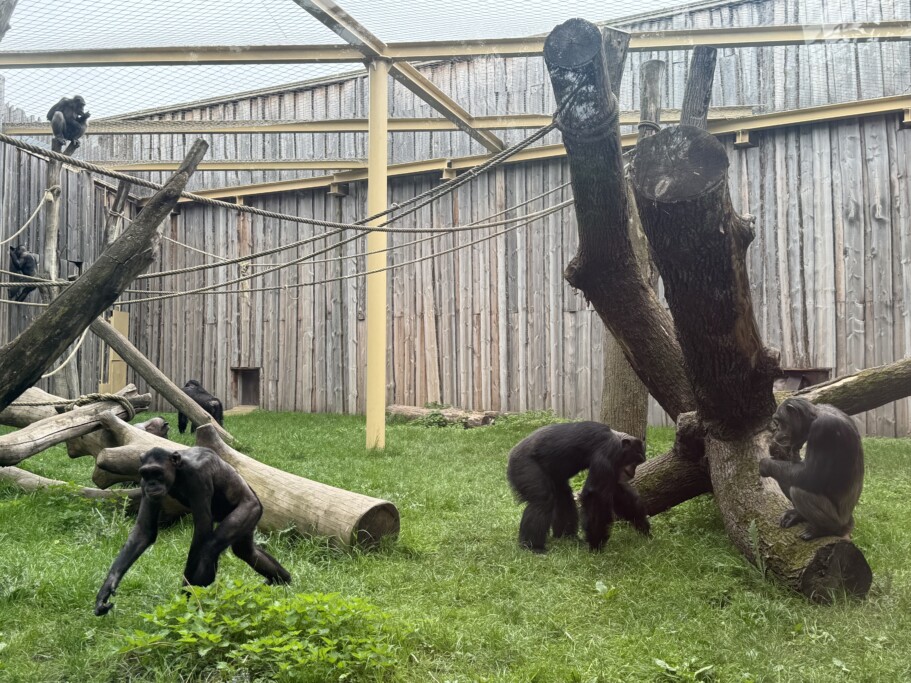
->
[1,0,907,120]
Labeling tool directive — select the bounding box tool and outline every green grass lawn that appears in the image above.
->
[1,411,910,682]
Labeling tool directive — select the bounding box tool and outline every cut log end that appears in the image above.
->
[354,502,401,548]
[543,19,603,69]
[632,126,729,202]
[801,540,872,602]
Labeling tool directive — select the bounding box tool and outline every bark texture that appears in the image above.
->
[632,126,779,438]
[543,19,694,421]
[708,432,871,601]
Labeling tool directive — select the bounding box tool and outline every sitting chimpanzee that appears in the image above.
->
[178,379,224,434]
[9,245,39,302]
[759,397,864,540]
[134,416,170,438]
[506,421,650,553]
[47,95,90,149]
[95,446,291,616]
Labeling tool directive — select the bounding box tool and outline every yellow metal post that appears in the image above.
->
[365,59,389,449]
[98,309,129,393]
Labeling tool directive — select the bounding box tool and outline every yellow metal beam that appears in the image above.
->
[164,95,909,202]
[3,107,754,137]
[365,59,389,450]
[0,44,364,67]
[1,23,907,68]
[96,159,366,172]
[291,0,505,152]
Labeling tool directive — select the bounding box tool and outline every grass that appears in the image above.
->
[1,411,911,682]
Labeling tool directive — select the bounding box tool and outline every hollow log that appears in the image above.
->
[0,386,150,466]
[0,139,208,413]
[543,19,694,421]
[387,404,500,428]
[89,412,399,548]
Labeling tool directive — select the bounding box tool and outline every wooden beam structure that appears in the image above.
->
[2,108,754,137]
[0,22,907,68]
[290,0,505,152]
[151,95,909,203]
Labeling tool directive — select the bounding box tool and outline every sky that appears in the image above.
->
[0,0,699,117]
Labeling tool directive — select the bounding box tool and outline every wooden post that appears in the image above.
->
[365,58,389,450]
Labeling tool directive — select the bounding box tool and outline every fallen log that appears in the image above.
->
[0,466,141,501]
[0,387,65,427]
[387,404,501,428]
[90,411,399,548]
[0,386,150,466]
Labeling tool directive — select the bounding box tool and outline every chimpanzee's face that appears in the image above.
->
[618,437,646,482]
[73,95,86,111]
[138,449,179,500]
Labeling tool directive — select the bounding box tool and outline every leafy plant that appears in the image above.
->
[653,657,716,682]
[119,581,410,682]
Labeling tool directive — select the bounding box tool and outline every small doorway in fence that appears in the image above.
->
[231,367,261,407]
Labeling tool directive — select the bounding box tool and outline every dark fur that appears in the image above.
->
[178,379,224,433]
[9,245,38,302]
[47,95,90,148]
[506,422,650,553]
[134,416,170,438]
[94,446,290,616]
[759,398,864,540]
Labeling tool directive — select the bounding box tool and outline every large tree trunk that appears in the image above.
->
[600,57,666,440]
[0,140,208,413]
[544,20,888,600]
[79,412,400,548]
[543,19,694,421]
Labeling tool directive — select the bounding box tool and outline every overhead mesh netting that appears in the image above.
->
[1,0,907,120]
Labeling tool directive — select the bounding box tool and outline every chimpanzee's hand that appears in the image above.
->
[634,517,652,538]
[94,587,115,616]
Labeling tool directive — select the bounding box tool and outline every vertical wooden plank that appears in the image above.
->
[837,120,867,433]
[888,117,911,435]
[862,117,896,435]
[811,126,837,372]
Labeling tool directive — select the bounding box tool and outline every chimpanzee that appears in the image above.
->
[759,397,864,540]
[47,95,90,149]
[506,421,650,553]
[8,245,39,302]
[94,446,291,616]
[134,416,170,438]
[178,379,224,434]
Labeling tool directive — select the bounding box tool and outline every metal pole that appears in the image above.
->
[365,58,389,449]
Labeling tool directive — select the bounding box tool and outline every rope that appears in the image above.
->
[119,200,572,303]
[0,118,556,236]
[162,234,229,261]
[637,120,661,132]
[40,326,90,379]
[0,186,58,247]
[10,391,136,420]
